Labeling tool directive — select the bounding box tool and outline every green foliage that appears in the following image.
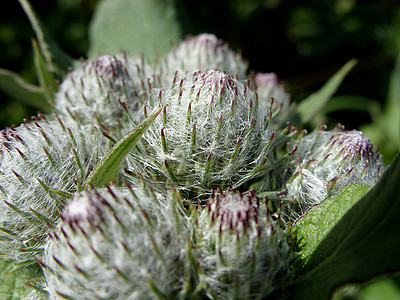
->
[297,59,358,124]
[88,0,182,60]
[18,0,73,75]
[0,258,41,299]
[0,68,48,111]
[290,152,400,299]
[31,39,56,105]
[83,107,162,188]
[0,0,75,115]
[293,184,371,263]
[321,95,380,122]
[359,276,400,300]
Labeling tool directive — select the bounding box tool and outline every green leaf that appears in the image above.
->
[18,0,73,74]
[359,277,400,300]
[84,107,163,188]
[88,0,182,60]
[293,183,371,263]
[297,59,358,124]
[0,68,50,112]
[322,95,380,118]
[0,258,39,299]
[32,39,57,105]
[289,152,400,300]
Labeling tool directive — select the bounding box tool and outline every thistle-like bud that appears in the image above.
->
[125,69,293,195]
[43,186,190,299]
[54,53,151,131]
[252,72,293,126]
[0,116,104,263]
[196,189,294,299]
[285,129,384,216]
[158,33,248,84]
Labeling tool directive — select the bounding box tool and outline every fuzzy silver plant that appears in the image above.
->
[54,35,250,145]
[0,116,105,264]
[157,33,248,84]
[0,30,388,300]
[40,186,295,300]
[124,69,296,195]
[285,128,384,216]
[196,189,295,299]
[54,53,152,132]
[42,185,192,299]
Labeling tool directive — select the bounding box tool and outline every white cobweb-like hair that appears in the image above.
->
[125,69,295,196]
[54,53,152,133]
[0,115,105,264]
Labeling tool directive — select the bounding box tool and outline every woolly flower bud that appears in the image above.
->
[253,72,293,125]
[158,33,248,84]
[0,116,103,263]
[126,69,292,194]
[43,186,189,299]
[196,189,294,299]
[55,53,151,131]
[285,129,384,216]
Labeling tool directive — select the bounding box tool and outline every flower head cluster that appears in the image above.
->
[39,185,295,299]
[0,33,386,299]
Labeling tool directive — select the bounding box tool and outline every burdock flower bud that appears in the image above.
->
[43,186,189,299]
[0,115,103,264]
[54,53,151,131]
[253,72,293,125]
[285,129,384,216]
[158,33,248,84]
[126,69,294,194]
[196,189,294,299]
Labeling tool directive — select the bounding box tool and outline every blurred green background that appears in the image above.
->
[1,0,399,126]
[0,0,400,298]
[2,0,399,129]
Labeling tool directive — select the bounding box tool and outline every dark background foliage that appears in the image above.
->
[175,0,399,130]
[0,0,96,127]
[1,0,399,130]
